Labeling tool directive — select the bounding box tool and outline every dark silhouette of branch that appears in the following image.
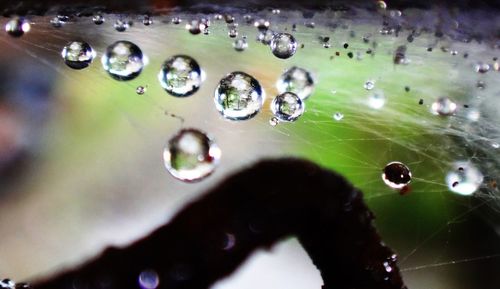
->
[33,158,407,289]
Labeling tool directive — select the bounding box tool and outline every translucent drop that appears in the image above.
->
[5,17,30,37]
[446,161,483,196]
[276,66,315,100]
[270,92,305,122]
[158,55,204,97]
[333,112,344,121]
[233,38,248,52]
[92,15,105,25]
[475,62,490,73]
[382,162,412,189]
[270,33,298,59]
[257,30,274,45]
[50,17,63,28]
[254,19,270,32]
[114,19,129,32]
[136,86,147,95]
[376,0,387,9]
[186,19,208,35]
[364,80,375,90]
[228,28,238,38]
[171,17,182,24]
[163,128,221,182]
[368,90,386,109]
[269,117,279,126]
[102,41,145,81]
[138,270,159,289]
[61,41,95,70]
[222,233,236,250]
[142,15,153,26]
[431,97,457,116]
[214,71,265,121]
[272,9,281,14]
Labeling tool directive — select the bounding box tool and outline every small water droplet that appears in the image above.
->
[446,161,483,195]
[368,90,386,109]
[222,233,236,250]
[5,17,30,37]
[114,19,130,32]
[271,92,305,122]
[101,40,145,81]
[158,55,204,97]
[136,86,147,95]
[333,112,344,121]
[276,66,315,100]
[476,80,486,90]
[163,128,221,182]
[269,117,279,126]
[186,19,208,35]
[171,17,182,24]
[61,41,95,70]
[431,97,457,116]
[382,161,412,189]
[393,45,408,64]
[50,17,64,28]
[92,15,105,25]
[376,0,387,9]
[257,30,274,45]
[138,270,159,289]
[228,28,238,38]
[143,15,153,26]
[270,33,297,59]
[233,38,248,51]
[475,62,490,73]
[364,80,375,90]
[254,19,270,32]
[214,71,265,121]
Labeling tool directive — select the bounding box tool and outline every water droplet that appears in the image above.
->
[364,80,375,90]
[92,15,105,25]
[163,128,221,182]
[171,17,182,24]
[136,86,147,95]
[233,38,248,51]
[0,279,15,289]
[158,55,204,97]
[431,97,457,116]
[333,112,344,121]
[271,92,305,122]
[254,19,270,32]
[222,233,236,250]
[5,17,30,37]
[272,9,281,14]
[228,28,238,38]
[276,66,315,100]
[214,71,265,121]
[114,19,130,32]
[475,62,490,73]
[143,15,153,26]
[376,0,387,9]
[186,19,208,35]
[102,41,145,81]
[269,117,279,126]
[476,80,486,90]
[138,270,159,289]
[50,17,64,28]
[382,161,412,189]
[61,41,95,70]
[368,90,386,109]
[446,161,483,195]
[257,30,274,45]
[491,142,499,149]
[270,33,297,59]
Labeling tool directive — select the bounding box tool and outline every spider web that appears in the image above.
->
[0,7,499,289]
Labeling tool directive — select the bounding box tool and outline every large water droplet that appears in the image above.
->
[214,71,265,120]
[233,38,248,52]
[101,41,145,81]
[163,128,221,182]
[270,32,298,59]
[61,41,95,70]
[158,55,204,97]
[5,17,30,37]
[446,161,483,195]
[431,97,457,116]
[382,161,412,189]
[276,66,315,100]
[270,92,305,122]
[138,270,159,289]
